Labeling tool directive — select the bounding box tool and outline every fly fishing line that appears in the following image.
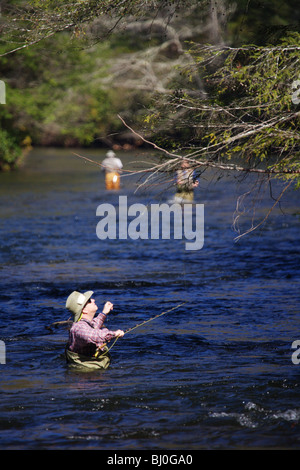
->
[94,302,187,358]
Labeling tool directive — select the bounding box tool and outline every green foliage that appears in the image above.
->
[147,31,300,185]
[0,129,22,170]
[0,32,131,155]
[227,0,300,46]
[207,33,300,175]
[0,0,299,180]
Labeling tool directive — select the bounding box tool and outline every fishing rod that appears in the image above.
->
[72,151,156,178]
[94,302,187,358]
[124,302,187,335]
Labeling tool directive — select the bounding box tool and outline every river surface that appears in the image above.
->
[0,147,299,450]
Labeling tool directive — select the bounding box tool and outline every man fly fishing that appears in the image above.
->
[65,290,124,370]
[64,290,186,370]
[101,150,123,190]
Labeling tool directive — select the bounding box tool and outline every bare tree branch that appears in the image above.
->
[118,115,300,176]
[233,180,293,241]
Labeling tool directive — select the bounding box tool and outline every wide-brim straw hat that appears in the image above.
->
[66,290,93,322]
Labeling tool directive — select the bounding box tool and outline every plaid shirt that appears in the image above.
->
[67,313,116,357]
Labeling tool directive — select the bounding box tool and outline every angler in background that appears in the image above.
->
[65,290,124,370]
[102,150,123,190]
[175,158,199,203]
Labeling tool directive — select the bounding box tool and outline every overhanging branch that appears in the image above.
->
[118,115,300,176]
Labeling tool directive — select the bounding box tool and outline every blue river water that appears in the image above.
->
[0,147,299,450]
